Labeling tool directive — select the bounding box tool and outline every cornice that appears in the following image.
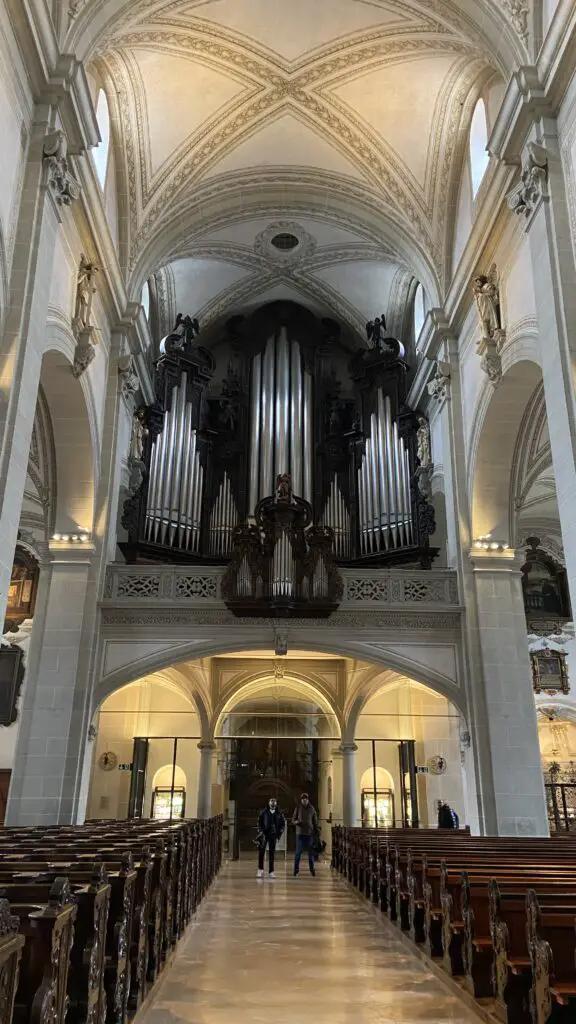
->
[488,66,549,163]
[5,1,99,153]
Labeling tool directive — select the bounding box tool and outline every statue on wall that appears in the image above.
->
[365,314,387,351]
[128,407,148,496]
[473,264,502,342]
[416,416,431,470]
[74,255,99,334]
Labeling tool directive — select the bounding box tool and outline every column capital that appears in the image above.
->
[339,742,358,754]
[198,740,217,752]
[469,549,524,574]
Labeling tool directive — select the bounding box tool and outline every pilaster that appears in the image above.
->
[471,550,548,836]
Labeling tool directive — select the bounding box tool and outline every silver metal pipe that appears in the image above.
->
[151,415,168,542]
[169,374,187,546]
[193,461,203,552]
[376,390,390,549]
[249,354,262,512]
[290,341,303,496]
[363,446,373,553]
[303,372,313,504]
[159,384,178,544]
[357,464,366,554]
[369,416,380,551]
[185,430,197,549]
[145,437,159,539]
[384,400,397,549]
[178,401,193,548]
[261,337,274,498]
[401,448,409,544]
[392,421,402,548]
[275,327,289,479]
[336,479,342,557]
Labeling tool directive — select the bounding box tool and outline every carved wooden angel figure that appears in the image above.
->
[74,255,99,331]
[275,473,293,502]
[366,314,387,350]
[473,264,501,341]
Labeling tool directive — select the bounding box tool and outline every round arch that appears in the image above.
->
[93,669,211,739]
[469,358,543,544]
[213,672,343,739]
[344,674,466,744]
[39,346,96,534]
[96,636,465,721]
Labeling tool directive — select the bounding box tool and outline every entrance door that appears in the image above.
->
[230,737,319,856]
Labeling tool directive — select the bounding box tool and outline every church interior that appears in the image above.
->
[1,0,576,1021]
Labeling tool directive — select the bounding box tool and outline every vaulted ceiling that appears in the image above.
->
[73,0,523,340]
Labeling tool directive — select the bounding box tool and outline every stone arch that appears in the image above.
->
[344,673,467,745]
[470,358,543,544]
[212,671,343,740]
[39,346,96,534]
[94,669,211,741]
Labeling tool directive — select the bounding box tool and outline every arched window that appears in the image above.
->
[469,98,489,198]
[93,89,111,190]
[413,282,426,341]
[141,281,151,320]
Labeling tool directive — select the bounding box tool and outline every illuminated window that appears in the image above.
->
[141,281,150,320]
[93,89,111,190]
[413,283,426,341]
[469,98,489,197]
[152,786,186,820]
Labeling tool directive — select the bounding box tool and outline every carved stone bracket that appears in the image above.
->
[43,130,80,207]
[72,327,96,378]
[507,142,548,219]
[427,361,451,406]
[477,339,502,386]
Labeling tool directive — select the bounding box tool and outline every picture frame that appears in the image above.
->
[0,645,24,726]
[531,649,569,695]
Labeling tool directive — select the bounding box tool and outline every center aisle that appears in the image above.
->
[138,860,483,1024]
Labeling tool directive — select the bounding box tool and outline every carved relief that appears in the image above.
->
[43,131,80,207]
[507,143,548,219]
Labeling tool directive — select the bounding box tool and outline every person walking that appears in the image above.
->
[438,801,459,829]
[256,797,285,878]
[292,792,318,876]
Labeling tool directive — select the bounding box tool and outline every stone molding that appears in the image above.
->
[100,607,461,632]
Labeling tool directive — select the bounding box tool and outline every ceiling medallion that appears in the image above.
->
[254,221,316,265]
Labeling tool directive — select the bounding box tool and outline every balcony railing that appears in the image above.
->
[102,564,460,608]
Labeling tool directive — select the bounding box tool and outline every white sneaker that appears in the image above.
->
[257,869,264,878]
[269,872,275,879]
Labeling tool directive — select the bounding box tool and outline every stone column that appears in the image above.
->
[507,124,576,610]
[0,120,80,629]
[471,550,548,835]
[5,544,95,825]
[341,742,358,827]
[197,741,216,819]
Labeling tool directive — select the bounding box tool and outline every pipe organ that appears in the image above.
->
[122,301,437,581]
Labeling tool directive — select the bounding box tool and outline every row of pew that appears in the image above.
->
[0,815,222,1024]
[332,825,576,1024]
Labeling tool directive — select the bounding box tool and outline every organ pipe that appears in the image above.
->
[357,388,413,554]
[249,333,312,510]
[145,377,205,551]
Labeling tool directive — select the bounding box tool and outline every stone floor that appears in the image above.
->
[138,859,484,1024]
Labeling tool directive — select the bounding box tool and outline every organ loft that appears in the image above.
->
[122,302,437,613]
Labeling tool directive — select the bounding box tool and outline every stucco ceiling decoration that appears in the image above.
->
[87,0,513,333]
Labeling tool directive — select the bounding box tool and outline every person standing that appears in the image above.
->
[438,801,458,829]
[292,792,318,876]
[256,797,285,878]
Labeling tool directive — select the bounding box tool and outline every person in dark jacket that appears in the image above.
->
[292,792,318,876]
[256,797,285,878]
[438,801,459,829]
